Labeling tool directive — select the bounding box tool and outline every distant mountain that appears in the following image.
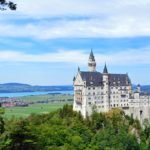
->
[0,83,31,87]
[140,85,150,93]
[132,84,150,93]
[0,83,149,93]
[0,83,73,93]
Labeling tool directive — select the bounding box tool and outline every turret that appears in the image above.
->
[102,63,109,111]
[137,84,141,93]
[103,63,108,74]
[134,84,141,99]
[88,49,96,72]
[78,66,80,72]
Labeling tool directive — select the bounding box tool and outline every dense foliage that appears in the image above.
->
[0,0,16,10]
[0,105,150,150]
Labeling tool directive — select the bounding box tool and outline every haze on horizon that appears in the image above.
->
[0,0,150,85]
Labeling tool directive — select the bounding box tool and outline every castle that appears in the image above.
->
[73,50,150,123]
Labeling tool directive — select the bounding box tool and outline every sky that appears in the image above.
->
[0,0,150,85]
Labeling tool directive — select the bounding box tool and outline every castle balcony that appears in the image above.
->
[75,90,82,105]
[122,106,129,110]
[75,98,82,105]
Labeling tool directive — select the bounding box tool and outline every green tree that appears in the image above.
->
[7,119,38,150]
[0,103,5,134]
[0,0,16,10]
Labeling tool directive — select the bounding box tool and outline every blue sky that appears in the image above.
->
[0,0,150,85]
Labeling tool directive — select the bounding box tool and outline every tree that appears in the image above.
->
[0,0,16,10]
[0,103,5,134]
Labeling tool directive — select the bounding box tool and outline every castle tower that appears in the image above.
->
[137,84,141,93]
[102,63,110,111]
[88,50,96,72]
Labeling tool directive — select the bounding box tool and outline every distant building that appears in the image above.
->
[73,50,150,122]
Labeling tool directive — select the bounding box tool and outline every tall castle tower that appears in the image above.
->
[88,49,96,72]
[103,63,110,112]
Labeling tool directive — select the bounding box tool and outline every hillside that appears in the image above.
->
[0,105,150,149]
[132,85,150,93]
[0,83,149,93]
[0,83,73,93]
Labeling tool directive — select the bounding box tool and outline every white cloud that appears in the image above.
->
[0,48,150,66]
[1,0,150,38]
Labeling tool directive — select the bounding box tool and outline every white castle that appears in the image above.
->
[73,50,150,122]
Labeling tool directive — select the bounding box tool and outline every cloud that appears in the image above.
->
[1,17,150,39]
[1,0,150,39]
[0,48,150,66]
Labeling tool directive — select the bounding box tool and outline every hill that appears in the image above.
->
[0,83,73,93]
[132,85,150,93]
[0,83,149,93]
[1,105,150,149]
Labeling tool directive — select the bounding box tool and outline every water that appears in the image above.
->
[0,90,73,98]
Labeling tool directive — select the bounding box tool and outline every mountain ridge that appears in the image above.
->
[0,83,149,93]
[0,83,73,93]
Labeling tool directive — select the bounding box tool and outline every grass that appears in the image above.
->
[3,94,73,119]
[4,102,72,119]
[17,94,73,102]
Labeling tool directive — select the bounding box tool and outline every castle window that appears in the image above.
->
[90,81,93,85]
[88,102,91,105]
[88,92,90,95]
[114,104,115,107]
[93,87,95,90]
[93,92,95,95]
[88,87,90,90]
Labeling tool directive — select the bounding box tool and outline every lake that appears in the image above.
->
[0,90,73,97]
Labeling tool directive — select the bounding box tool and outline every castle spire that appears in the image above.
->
[89,49,95,61]
[103,63,108,74]
[73,76,76,81]
[78,66,80,72]
[88,49,96,72]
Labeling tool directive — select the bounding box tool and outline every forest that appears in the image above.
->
[0,104,150,150]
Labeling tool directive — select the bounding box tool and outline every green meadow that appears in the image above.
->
[17,94,73,102]
[3,94,73,119]
[4,103,69,119]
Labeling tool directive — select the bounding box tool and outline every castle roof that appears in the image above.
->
[108,74,131,86]
[79,71,131,86]
[80,71,103,86]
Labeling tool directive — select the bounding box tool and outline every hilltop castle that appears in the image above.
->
[73,50,150,122]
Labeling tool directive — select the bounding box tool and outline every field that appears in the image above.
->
[17,94,73,102]
[4,103,72,119]
[3,94,73,119]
